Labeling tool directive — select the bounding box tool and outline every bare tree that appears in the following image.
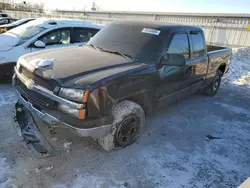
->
[0,0,44,12]
[91,2,96,11]
[0,0,13,10]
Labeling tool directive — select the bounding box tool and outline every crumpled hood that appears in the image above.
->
[21,46,147,88]
[0,33,19,52]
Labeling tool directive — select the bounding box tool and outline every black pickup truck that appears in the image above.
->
[12,21,232,156]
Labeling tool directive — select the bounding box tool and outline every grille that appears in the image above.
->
[20,67,56,91]
[16,79,56,109]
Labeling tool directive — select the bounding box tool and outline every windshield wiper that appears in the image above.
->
[86,45,139,61]
[86,44,104,51]
[104,50,139,61]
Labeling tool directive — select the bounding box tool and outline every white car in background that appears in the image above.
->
[0,18,103,79]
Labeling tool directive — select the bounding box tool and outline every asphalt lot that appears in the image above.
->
[0,78,249,188]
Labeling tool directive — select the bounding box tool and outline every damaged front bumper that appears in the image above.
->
[12,102,57,158]
[12,92,113,157]
[15,91,112,137]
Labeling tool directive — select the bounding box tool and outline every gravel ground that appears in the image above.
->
[0,50,250,188]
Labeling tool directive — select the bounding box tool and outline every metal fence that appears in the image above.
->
[4,10,250,48]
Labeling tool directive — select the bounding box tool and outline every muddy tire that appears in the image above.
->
[202,70,222,96]
[98,100,145,151]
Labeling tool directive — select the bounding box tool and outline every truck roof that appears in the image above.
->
[112,20,203,33]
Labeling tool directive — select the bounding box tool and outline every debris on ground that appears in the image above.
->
[206,135,221,140]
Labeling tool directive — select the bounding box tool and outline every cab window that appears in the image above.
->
[190,32,206,57]
[167,33,190,59]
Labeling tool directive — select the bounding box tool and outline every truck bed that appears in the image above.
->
[207,45,228,52]
[206,45,232,79]
[207,45,232,57]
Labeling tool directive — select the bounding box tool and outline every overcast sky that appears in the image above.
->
[16,0,250,13]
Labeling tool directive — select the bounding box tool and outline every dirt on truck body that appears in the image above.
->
[12,21,232,157]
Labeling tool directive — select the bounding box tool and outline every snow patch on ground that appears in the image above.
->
[215,102,250,117]
[0,84,17,106]
[63,141,72,152]
[136,117,249,187]
[66,174,106,188]
[223,47,250,88]
[0,157,13,188]
[53,173,126,188]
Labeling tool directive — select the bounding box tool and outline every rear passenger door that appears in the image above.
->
[71,27,99,46]
[188,31,209,93]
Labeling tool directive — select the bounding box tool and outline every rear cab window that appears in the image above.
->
[190,31,206,57]
[167,33,190,59]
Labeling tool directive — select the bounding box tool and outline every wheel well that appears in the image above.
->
[218,64,226,75]
[123,92,154,115]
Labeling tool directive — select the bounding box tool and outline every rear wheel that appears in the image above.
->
[202,70,222,96]
[98,100,145,151]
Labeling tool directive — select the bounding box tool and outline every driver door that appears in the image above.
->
[30,28,73,52]
[158,33,192,105]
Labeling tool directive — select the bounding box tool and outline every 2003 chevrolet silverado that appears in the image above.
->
[12,21,232,157]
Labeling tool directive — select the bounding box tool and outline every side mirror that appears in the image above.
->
[34,40,45,48]
[161,53,186,66]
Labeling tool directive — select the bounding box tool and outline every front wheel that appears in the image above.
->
[202,70,222,96]
[98,100,145,151]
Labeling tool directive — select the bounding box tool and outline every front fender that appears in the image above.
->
[87,74,158,118]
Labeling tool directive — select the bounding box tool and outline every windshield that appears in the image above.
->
[7,24,46,45]
[88,23,164,63]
